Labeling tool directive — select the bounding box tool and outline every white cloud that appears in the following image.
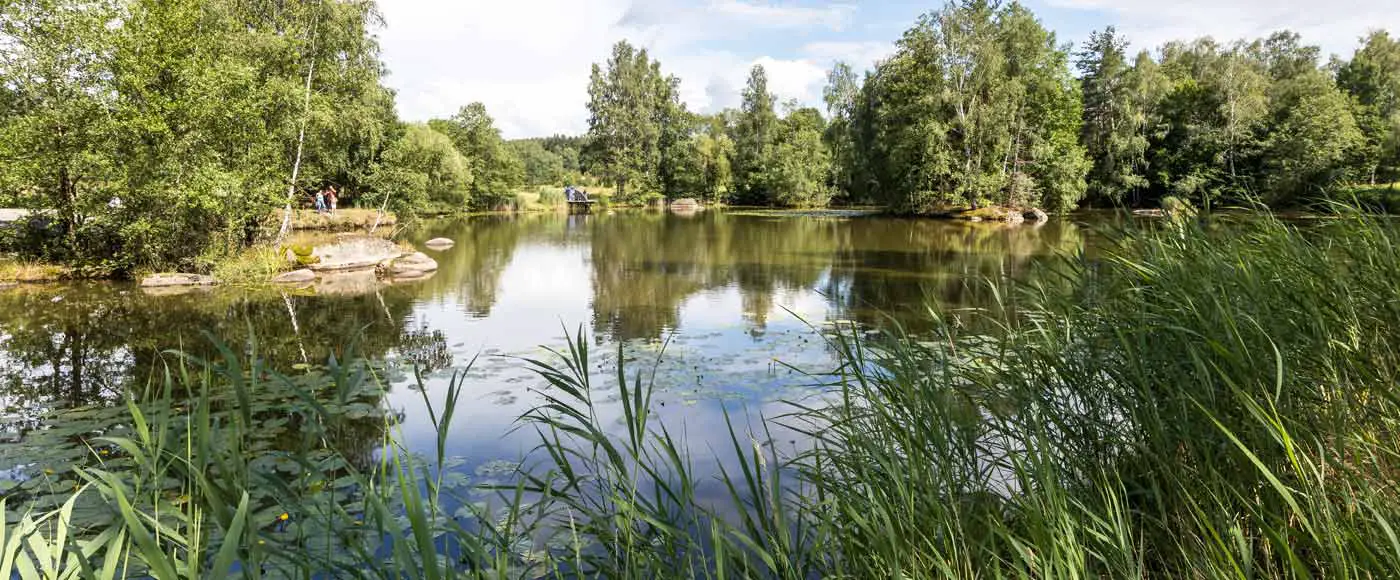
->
[379,0,1400,138]
[377,0,876,138]
[1046,0,1399,58]
[708,0,856,31]
[378,0,628,138]
[801,40,894,68]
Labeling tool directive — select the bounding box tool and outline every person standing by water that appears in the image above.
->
[327,186,338,216]
[314,187,327,214]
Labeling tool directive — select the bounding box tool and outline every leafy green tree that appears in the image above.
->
[769,107,833,207]
[853,0,1088,212]
[373,124,471,214]
[823,62,862,202]
[432,102,523,208]
[585,41,678,202]
[1338,31,1400,185]
[731,65,780,205]
[1143,39,1270,206]
[1262,70,1363,202]
[672,115,734,202]
[0,0,400,273]
[509,140,566,185]
[655,75,693,199]
[1076,27,1148,205]
[0,0,121,255]
[1130,32,1368,208]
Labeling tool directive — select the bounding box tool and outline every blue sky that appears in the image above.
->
[377,0,1398,139]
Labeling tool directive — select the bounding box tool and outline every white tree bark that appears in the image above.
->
[275,11,321,246]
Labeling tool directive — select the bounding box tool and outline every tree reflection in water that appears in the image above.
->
[0,211,1092,511]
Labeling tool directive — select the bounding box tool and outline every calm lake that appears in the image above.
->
[0,210,1098,496]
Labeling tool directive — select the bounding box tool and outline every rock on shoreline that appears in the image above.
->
[378,252,438,279]
[271,269,316,284]
[140,273,216,287]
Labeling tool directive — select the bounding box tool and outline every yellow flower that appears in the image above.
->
[277,512,290,522]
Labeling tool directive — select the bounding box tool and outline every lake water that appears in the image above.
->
[0,210,1095,498]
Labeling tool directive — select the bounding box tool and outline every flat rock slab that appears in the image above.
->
[272,269,317,284]
[141,273,216,287]
[309,236,406,272]
[424,237,455,249]
[382,252,439,277]
[396,252,438,271]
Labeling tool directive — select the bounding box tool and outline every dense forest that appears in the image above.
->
[585,4,1400,213]
[2,0,1399,274]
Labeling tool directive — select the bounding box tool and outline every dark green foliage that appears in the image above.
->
[769,107,833,207]
[849,1,1090,213]
[1122,32,1365,208]
[430,103,524,209]
[1337,31,1400,186]
[584,41,687,202]
[0,0,399,274]
[372,124,472,213]
[672,115,734,203]
[730,65,782,205]
[1077,27,1150,205]
[507,140,567,185]
[823,62,862,203]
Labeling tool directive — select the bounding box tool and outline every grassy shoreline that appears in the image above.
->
[0,258,71,283]
[284,208,397,231]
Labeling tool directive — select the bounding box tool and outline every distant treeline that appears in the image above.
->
[2,0,1399,274]
[579,1,1400,212]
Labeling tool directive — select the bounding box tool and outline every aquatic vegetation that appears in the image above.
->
[4,215,1400,578]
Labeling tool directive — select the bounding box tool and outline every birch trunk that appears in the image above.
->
[274,13,320,246]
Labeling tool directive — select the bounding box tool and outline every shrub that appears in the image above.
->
[640,191,665,206]
[537,187,563,207]
[212,245,295,282]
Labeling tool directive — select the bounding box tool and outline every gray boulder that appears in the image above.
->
[384,252,439,277]
[1024,208,1049,223]
[271,269,316,284]
[309,236,405,272]
[140,273,216,287]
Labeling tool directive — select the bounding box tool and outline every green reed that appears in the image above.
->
[4,213,1400,578]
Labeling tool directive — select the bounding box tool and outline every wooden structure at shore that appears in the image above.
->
[567,200,596,213]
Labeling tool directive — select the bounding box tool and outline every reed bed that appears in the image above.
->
[3,214,1400,578]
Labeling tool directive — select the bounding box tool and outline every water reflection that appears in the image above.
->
[0,284,415,433]
[578,211,1084,340]
[0,211,1090,492]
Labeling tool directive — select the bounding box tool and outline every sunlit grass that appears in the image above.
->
[210,245,295,283]
[0,257,70,282]
[284,208,397,231]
